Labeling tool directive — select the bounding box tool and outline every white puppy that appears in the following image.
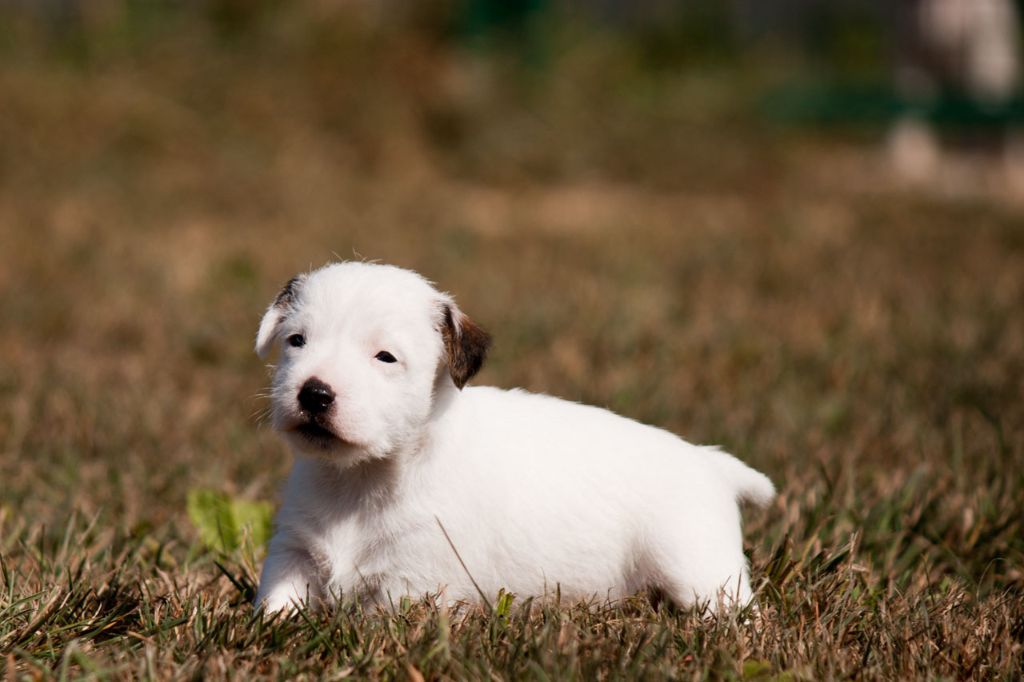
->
[253,262,774,613]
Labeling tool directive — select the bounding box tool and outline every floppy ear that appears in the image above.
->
[440,302,491,389]
[255,275,305,359]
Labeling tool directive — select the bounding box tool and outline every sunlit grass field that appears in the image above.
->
[1,5,1022,679]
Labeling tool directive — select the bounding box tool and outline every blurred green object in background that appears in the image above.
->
[764,83,1024,128]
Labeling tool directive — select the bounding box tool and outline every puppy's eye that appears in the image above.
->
[375,351,397,363]
[287,334,306,348]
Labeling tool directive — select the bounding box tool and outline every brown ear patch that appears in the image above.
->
[255,274,307,358]
[441,304,492,389]
[274,274,305,309]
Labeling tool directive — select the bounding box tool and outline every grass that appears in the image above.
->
[1,3,1023,679]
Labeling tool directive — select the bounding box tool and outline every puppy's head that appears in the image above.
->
[255,262,490,465]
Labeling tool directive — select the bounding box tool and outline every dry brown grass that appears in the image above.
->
[0,4,1022,679]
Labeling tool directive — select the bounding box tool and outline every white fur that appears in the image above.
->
[253,262,775,613]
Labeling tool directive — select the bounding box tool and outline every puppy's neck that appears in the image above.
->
[430,378,461,421]
[306,454,400,508]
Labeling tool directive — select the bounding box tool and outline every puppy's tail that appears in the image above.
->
[704,447,776,507]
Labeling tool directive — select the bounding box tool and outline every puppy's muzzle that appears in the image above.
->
[298,377,335,415]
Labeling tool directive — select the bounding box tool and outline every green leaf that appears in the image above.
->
[187,488,273,553]
[495,589,515,617]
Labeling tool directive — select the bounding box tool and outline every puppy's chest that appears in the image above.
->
[309,507,445,594]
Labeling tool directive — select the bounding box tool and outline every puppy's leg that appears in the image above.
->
[651,553,752,613]
[255,544,322,613]
[646,511,753,613]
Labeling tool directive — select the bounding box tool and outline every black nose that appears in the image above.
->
[298,378,335,414]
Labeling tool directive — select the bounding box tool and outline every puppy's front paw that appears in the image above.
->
[255,586,310,614]
[254,548,321,614]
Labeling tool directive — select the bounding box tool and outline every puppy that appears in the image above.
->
[253,262,774,613]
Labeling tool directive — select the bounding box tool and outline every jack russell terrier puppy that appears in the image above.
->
[253,262,774,613]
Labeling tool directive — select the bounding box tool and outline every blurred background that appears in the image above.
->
[1,0,1022,598]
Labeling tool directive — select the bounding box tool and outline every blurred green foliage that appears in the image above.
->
[7,0,1015,132]
[0,0,888,77]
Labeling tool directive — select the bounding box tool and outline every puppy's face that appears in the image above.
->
[255,263,489,465]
